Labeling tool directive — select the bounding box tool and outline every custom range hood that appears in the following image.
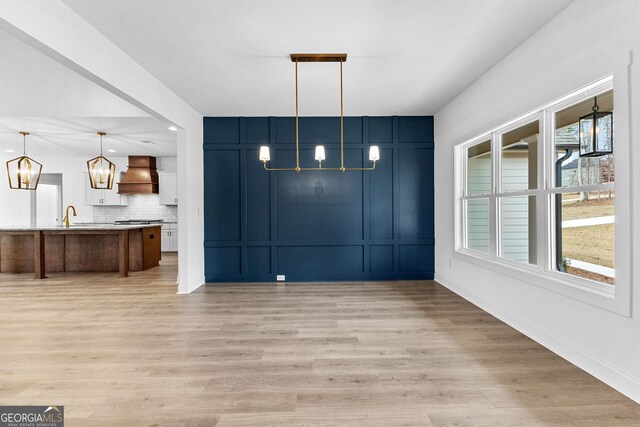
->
[117,156,159,194]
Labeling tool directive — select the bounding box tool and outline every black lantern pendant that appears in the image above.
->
[6,131,43,190]
[87,131,116,190]
[578,96,613,157]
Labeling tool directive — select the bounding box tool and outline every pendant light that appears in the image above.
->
[6,131,43,190]
[259,53,380,172]
[87,131,116,190]
[578,96,613,157]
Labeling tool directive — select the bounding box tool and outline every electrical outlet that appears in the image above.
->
[449,259,453,268]
[276,275,286,281]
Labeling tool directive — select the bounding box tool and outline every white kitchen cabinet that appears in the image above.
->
[85,173,128,206]
[85,185,103,205]
[161,229,171,252]
[102,186,127,205]
[159,172,178,205]
[161,223,179,252]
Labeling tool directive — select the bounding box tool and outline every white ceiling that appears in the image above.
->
[0,117,177,158]
[61,0,573,117]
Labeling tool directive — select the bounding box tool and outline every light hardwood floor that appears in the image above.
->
[0,254,638,426]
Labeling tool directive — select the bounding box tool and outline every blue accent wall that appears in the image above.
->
[203,116,434,282]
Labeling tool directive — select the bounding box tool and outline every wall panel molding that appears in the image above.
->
[204,116,434,282]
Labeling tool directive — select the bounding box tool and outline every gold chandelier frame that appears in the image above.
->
[260,53,379,172]
[87,131,116,190]
[6,131,43,190]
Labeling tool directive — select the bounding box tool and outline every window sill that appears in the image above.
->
[453,249,629,317]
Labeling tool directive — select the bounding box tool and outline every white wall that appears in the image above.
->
[435,0,640,402]
[0,179,31,226]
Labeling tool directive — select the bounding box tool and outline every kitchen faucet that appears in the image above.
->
[62,205,77,228]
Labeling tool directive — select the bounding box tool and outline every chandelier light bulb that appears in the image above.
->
[19,166,32,184]
[369,146,380,162]
[315,145,326,162]
[259,146,271,162]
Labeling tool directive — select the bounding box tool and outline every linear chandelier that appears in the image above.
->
[259,53,380,172]
[6,131,43,190]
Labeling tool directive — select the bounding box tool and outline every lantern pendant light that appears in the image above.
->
[6,131,43,190]
[87,131,116,190]
[259,53,380,172]
[578,96,613,157]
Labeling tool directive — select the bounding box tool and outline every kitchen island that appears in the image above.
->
[0,225,161,278]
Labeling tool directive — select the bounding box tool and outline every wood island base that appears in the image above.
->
[0,226,161,279]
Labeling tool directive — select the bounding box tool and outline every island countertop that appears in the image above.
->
[0,224,163,232]
[0,225,162,278]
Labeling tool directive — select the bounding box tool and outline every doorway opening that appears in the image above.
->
[30,173,63,227]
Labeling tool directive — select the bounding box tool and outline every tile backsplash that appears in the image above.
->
[93,195,178,223]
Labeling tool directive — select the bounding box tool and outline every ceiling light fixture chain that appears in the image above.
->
[259,53,380,172]
[98,131,106,156]
[21,131,28,155]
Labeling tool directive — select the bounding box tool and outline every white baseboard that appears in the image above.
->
[435,273,640,404]
[177,275,205,294]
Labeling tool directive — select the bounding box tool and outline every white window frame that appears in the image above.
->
[494,114,542,266]
[454,74,631,316]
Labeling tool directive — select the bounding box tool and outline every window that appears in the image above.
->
[501,120,538,192]
[463,139,491,255]
[499,195,536,264]
[552,90,614,285]
[466,198,490,254]
[466,139,491,196]
[457,79,618,296]
[498,119,539,265]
